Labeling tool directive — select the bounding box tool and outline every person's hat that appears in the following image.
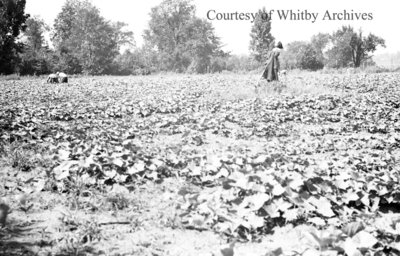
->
[276,41,283,49]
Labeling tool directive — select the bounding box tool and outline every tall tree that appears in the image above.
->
[52,0,133,74]
[249,7,274,63]
[0,0,29,74]
[144,0,222,73]
[185,17,222,73]
[310,33,330,66]
[325,26,354,68]
[325,26,385,68]
[350,30,385,67]
[280,41,308,70]
[19,16,54,75]
[23,16,48,50]
[144,0,195,71]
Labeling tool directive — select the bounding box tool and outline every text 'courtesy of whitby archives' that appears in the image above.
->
[206,9,374,23]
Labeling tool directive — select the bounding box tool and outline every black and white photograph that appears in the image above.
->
[1,0,400,255]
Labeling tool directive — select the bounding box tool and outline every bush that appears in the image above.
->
[318,66,394,75]
[132,67,152,76]
[0,74,21,81]
[362,66,391,74]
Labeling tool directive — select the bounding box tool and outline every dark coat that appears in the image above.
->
[262,48,281,82]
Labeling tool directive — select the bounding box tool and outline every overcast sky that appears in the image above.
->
[26,0,398,55]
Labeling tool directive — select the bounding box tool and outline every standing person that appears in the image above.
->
[261,41,283,82]
[57,72,68,83]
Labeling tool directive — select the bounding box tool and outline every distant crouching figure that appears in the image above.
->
[47,73,59,83]
[57,72,68,83]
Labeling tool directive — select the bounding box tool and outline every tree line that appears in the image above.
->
[0,0,386,76]
[280,27,385,71]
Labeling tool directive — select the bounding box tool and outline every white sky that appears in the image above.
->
[26,0,399,55]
